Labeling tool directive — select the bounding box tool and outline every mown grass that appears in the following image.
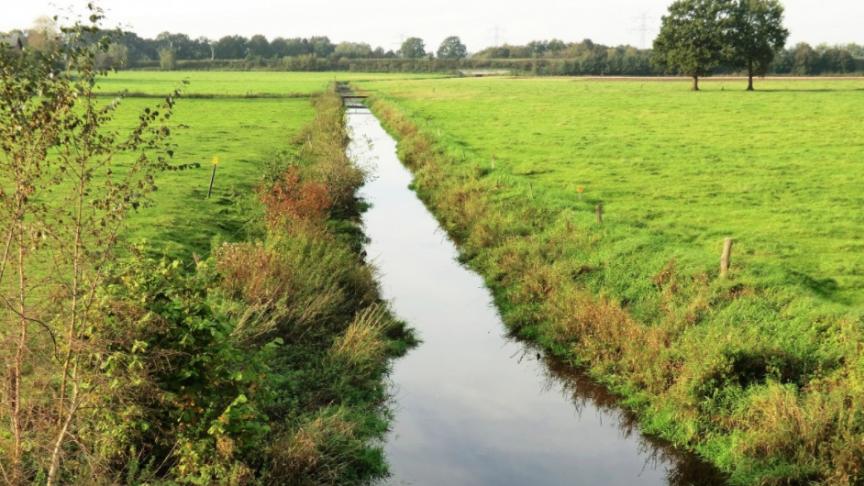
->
[99,71,443,97]
[112,97,313,258]
[359,76,864,484]
[100,71,442,259]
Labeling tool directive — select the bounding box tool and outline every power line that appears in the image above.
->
[631,12,650,48]
[489,25,505,47]
[392,33,406,51]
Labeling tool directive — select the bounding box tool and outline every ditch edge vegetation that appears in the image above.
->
[157,88,418,483]
[362,88,864,485]
[9,88,415,484]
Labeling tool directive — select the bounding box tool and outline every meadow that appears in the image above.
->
[360,76,864,483]
[98,70,441,97]
[115,97,311,256]
[102,71,434,258]
[361,77,864,307]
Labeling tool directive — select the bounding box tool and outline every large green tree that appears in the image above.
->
[247,34,272,57]
[334,41,373,59]
[309,36,335,57]
[437,36,467,59]
[730,0,789,90]
[399,37,426,59]
[653,0,736,90]
[215,35,248,59]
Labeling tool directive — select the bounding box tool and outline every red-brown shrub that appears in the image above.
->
[261,168,332,228]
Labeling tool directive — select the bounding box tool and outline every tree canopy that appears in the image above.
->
[400,37,426,59]
[729,0,789,90]
[247,34,272,57]
[437,36,467,59]
[653,0,736,90]
[654,0,790,90]
[1,8,858,78]
[215,35,248,59]
[334,41,373,59]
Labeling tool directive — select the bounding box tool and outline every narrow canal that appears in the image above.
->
[346,102,725,486]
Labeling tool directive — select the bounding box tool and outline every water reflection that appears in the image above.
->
[536,351,726,485]
[346,103,726,486]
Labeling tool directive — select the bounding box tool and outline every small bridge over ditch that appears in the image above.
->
[341,95,368,109]
[336,82,368,109]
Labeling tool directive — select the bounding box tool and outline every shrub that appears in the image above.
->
[260,167,333,228]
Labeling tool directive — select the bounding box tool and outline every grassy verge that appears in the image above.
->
[2,86,413,484]
[364,80,864,485]
[105,88,414,483]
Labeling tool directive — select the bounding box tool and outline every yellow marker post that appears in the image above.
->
[207,156,220,199]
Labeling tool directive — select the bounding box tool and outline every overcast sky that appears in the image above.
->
[2,0,862,52]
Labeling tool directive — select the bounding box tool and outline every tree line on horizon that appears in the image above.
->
[1,1,862,78]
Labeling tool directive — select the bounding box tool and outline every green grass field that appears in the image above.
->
[115,97,312,257]
[99,71,442,97]
[360,76,864,483]
[101,71,432,258]
[360,77,864,308]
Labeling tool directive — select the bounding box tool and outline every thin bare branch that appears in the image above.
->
[0,229,13,285]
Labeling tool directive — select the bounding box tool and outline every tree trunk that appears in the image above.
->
[58,172,86,422]
[47,393,79,486]
[747,62,755,91]
[0,229,12,284]
[10,226,27,484]
[692,75,700,91]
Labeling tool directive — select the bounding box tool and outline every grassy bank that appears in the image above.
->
[103,88,414,483]
[132,88,414,484]
[1,79,413,483]
[360,77,864,484]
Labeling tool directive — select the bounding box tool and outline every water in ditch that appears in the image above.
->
[346,103,725,486]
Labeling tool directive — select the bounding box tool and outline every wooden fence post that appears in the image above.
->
[207,156,220,199]
[720,237,734,277]
[207,165,217,199]
[595,203,603,225]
